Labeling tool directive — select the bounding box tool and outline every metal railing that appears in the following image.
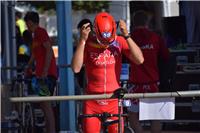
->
[10,90,200,102]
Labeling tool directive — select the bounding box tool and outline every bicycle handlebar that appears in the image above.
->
[12,77,32,82]
[79,112,128,119]
[1,66,27,70]
[12,76,46,82]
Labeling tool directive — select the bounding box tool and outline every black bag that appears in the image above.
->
[158,55,177,92]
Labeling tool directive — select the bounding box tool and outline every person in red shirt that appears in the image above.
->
[24,11,57,133]
[71,12,144,133]
[127,10,170,133]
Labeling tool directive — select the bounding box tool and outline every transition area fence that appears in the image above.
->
[10,90,200,102]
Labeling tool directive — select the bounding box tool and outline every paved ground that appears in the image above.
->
[144,131,199,133]
[141,122,200,133]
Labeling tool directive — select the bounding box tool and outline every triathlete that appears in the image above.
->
[71,12,144,133]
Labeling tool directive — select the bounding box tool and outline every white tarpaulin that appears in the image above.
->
[139,97,175,120]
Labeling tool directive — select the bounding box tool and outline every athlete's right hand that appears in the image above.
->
[80,23,91,42]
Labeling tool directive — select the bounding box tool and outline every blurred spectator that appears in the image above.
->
[17,30,32,67]
[16,25,23,50]
[16,11,26,35]
[180,1,200,44]
[77,18,93,30]
[128,10,170,133]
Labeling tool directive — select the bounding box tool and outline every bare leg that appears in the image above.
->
[40,101,56,133]
[128,111,144,133]
[151,120,161,133]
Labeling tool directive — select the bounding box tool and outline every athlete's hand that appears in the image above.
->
[119,19,129,36]
[80,23,91,42]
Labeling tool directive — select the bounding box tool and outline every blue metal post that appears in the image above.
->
[56,1,76,131]
[2,1,12,83]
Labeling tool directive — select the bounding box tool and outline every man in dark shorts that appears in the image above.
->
[24,11,57,133]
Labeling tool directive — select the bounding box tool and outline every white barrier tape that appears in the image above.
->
[10,90,200,102]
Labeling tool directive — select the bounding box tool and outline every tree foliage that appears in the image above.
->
[72,1,110,13]
[17,1,110,13]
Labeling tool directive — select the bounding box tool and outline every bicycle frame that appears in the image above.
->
[79,88,128,133]
[79,112,127,133]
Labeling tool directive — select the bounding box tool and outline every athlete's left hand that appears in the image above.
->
[119,19,129,36]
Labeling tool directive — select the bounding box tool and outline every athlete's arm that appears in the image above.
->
[27,53,34,68]
[119,19,144,65]
[42,40,53,77]
[25,53,34,76]
[71,23,91,73]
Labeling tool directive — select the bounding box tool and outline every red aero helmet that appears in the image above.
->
[94,12,116,44]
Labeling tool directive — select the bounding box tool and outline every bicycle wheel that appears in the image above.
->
[22,103,35,133]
